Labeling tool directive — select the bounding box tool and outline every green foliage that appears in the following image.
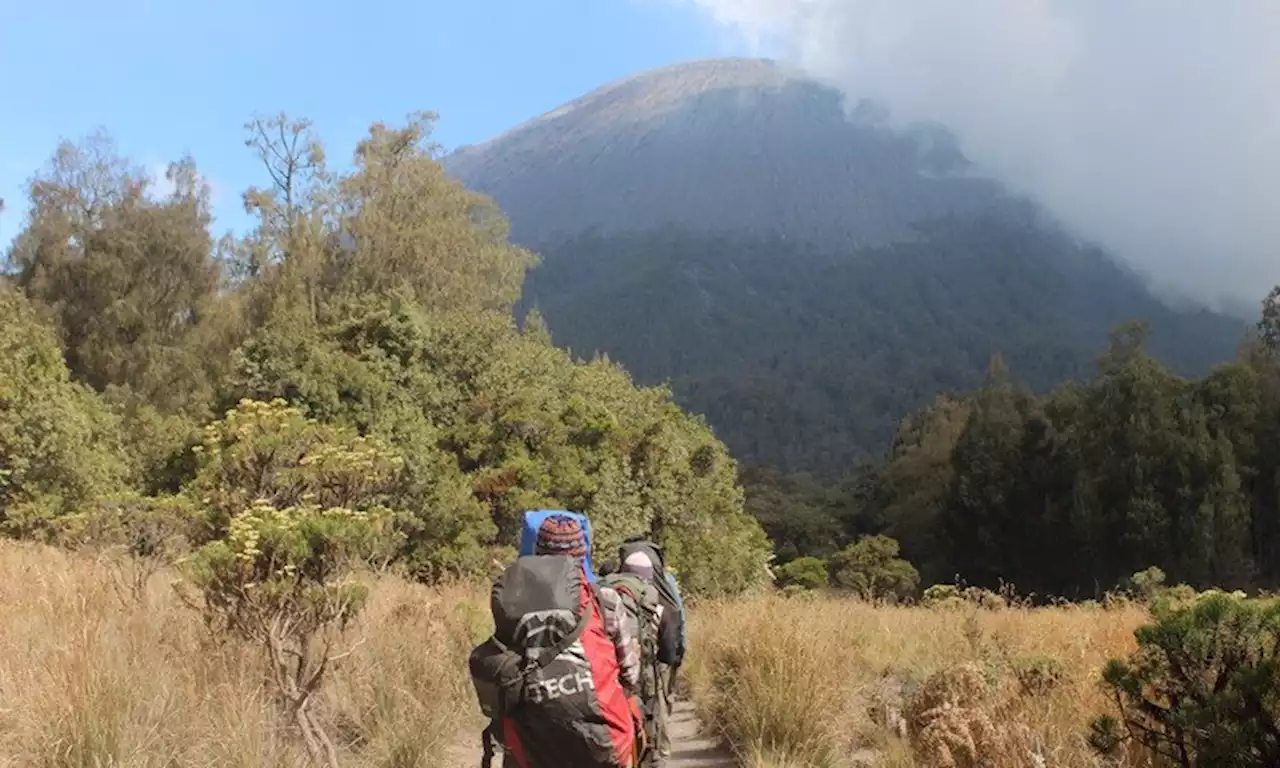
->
[0,114,772,599]
[1090,593,1280,766]
[56,493,201,603]
[855,317,1280,599]
[741,465,871,564]
[920,583,1007,610]
[58,493,200,559]
[1128,566,1167,596]
[827,535,919,601]
[179,399,403,767]
[522,219,1244,477]
[774,556,828,591]
[921,583,964,606]
[1260,286,1280,352]
[107,397,202,495]
[0,289,127,536]
[5,132,230,413]
[185,398,404,553]
[224,296,771,592]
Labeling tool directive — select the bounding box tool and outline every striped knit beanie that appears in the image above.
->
[535,514,587,558]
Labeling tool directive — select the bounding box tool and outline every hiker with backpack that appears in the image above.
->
[600,553,668,766]
[470,511,646,768]
[615,537,688,767]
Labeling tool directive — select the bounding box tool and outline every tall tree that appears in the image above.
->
[5,131,224,412]
[942,356,1039,587]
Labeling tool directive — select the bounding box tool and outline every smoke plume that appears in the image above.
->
[686,0,1280,310]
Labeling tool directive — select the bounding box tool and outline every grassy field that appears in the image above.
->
[0,541,488,768]
[0,541,1151,767]
[683,594,1149,768]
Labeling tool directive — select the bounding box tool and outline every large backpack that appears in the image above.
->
[618,539,686,665]
[600,571,665,760]
[469,555,638,768]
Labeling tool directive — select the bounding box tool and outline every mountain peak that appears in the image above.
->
[451,57,799,158]
[442,57,1001,248]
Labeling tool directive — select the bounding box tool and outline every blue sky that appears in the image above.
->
[0,0,739,240]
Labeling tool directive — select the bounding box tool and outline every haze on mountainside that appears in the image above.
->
[682,0,1280,311]
[444,57,1005,249]
[443,57,1248,475]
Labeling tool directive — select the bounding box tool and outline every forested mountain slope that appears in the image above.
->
[520,213,1244,473]
[446,57,1246,474]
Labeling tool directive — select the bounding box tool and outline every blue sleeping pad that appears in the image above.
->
[518,509,598,584]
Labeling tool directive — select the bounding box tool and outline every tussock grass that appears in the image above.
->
[0,539,1154,767]
[685,594,1148,768]
[0,540,489,767]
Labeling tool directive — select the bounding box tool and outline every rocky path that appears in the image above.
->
[446,699,735,767]
[666,700,735,767]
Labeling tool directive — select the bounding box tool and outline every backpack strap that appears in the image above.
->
[525,581,595,673]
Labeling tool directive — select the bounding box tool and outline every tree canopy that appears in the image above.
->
[0,113,772,597]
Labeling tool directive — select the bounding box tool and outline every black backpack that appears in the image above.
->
[469,554,631,767]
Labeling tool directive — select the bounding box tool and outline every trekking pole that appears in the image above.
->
[481,722,497,768]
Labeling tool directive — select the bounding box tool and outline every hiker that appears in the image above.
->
[600,555,667,766]
[533,515,641,695]
[616,537,687,766]
[470,512,646,768]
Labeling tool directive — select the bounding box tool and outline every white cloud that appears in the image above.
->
[684,0,1280,308]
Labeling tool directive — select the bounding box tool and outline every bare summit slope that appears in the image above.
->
[442,57,1003,248]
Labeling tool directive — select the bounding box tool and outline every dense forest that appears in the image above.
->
[754,305,1280,598]
[0,115,772,597]
[522,215,1245,476]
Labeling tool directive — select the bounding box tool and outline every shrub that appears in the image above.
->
[56,493,201,602]
[1125,565,1167,601]
[0,289,127,537]
[1089,592,1280,766]
[178,399,404,767]
[775,556,829,591]
[922,583,1009,610]
[828,534,920,601]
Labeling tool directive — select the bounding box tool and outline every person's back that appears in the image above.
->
[600,567,665,766]
[470,514,643,768]
[617,539,686,670]
[617,539,687,767]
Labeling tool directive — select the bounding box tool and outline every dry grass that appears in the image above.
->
[0,539,1155,768]
[684,593,1149,768]
[0,540,490,767]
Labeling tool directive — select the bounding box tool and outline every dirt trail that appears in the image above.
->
[445,699,735,767]
[665,700,735,767]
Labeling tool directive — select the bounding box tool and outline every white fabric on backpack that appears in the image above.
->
[622,551,655,581]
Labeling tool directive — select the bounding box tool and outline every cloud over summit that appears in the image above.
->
[684,0,1280,309]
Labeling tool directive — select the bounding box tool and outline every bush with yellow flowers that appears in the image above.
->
[179,398,405,767]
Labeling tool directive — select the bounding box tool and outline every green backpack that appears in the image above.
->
[601,571,665,747]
